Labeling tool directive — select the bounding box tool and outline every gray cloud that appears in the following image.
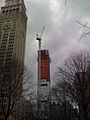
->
[0,0,90,84]
[25,0,90,84]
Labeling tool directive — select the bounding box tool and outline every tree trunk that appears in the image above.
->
[5,115,9,120]
[79,106,88,120]
[82,107,88,120]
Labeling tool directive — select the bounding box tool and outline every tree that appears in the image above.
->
[76,21,90,41]
[0,60,33,120]
[52,84,78,120]
[53,51,90,120]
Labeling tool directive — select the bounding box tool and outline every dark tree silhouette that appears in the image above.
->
[0,60,33,120]
[53,51,90,120]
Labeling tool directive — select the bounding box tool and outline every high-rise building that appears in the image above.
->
[0,0,27,65]
[37,49,51,119]
[0,0,27,119]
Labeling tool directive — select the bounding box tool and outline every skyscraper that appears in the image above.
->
[37,49,51,119]
[0,0,27,119]
[0,0,27,65]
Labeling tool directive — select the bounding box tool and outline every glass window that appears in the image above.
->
[9,38,14,41]
[2,41,5,44]
[1,45,6,48]
[8,47,13,50]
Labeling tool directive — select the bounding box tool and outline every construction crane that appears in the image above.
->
[36,26,45,49]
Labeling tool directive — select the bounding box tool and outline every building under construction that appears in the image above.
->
[37,49,51,119]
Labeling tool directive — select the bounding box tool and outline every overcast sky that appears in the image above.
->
[0,0,90,84]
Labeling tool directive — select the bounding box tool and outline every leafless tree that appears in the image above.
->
[0,60,34,120]
[76,21,90,41]
[52,84,77,120]
[53,51,90,120]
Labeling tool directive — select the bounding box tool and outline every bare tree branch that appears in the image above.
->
[0,60,34,120]
[53,51,90,120]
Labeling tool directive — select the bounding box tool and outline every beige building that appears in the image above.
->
[0,0,27,120]
[0,0,27,65]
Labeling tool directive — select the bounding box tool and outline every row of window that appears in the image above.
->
[0,57,12,61]
[1,40,7,44]
[6,54,12,57]
[0,45,13,51]
[0,25,16,33]
[0,99,6,103]
[0,48,6,51]
[0,19,17,24]
[0,55,12,58]
[0,55,4,58]
[1,39,7,42]
[0,54,12,58]
[2,8,19,14]
[0,25,16,31]
[10,35,15,38]
[1,45,6,48]
[0,51,12,55]
[4,30,9,33]
[7,47,13,50]
[0,93,7,97]
[0,88,7,93]
[2,34,15,37]
[9,41,14,44]
[0,35,15,41]
[3,33,8,36]
[2,36,8,39]
[6,58,12,61]
[0,52,5,54]
[1,43,14,46]
[1,39,14,46]
[0,19,16,24]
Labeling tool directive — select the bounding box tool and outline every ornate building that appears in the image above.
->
[0,0,27,65]
[0,0,27,119]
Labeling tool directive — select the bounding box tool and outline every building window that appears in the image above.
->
[6,20,11,22]
[9,38,14,41]
[13,9,15,11]
[8,44,13,47]
[9,41,14,44]
[0,55,4,58]
[2,10,5,14]
[8,47,13,50]
[3,39,7,42]
[1,45,6,48]
[6,54,12,57]
[6,10,8,12]
[10,9,12,12]
[2,42,7,45]
[7,51,12,54]
[6,58,11,61]
[10,31,15,34]
[3,33,8,36]
[1,48,6,51]
[41,84,47,86]
[10,35,15,38]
